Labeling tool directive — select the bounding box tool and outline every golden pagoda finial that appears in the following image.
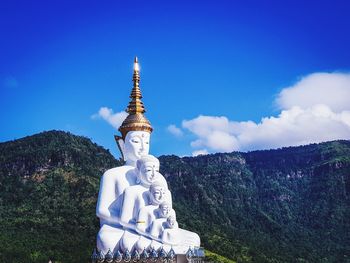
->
[117,57,153,139]
[127,57,143,114]
[134,56,139,69]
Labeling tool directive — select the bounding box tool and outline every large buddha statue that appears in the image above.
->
[95,58,200,258]
[96,57,153,254]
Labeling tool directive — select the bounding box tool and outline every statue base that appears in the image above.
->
[91,247,205,262]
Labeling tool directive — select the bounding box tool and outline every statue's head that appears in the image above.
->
[159,201,172,218]
[115,57,153,165]
[149,183,166,205]
[136,155,160,185]
[166,214,177,229]
[119,131,151,164]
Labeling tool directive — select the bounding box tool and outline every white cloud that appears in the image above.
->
[276,72,350,112]
[236,105,350,151]
[181,72,350,154]
[92,107,127,129]
[183,116,239,152]
[192,149,209,157]
[167,124,183,137]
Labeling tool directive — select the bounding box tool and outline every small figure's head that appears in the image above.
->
[166,214,177,229]
[149,183,166,205]
[159,202,172,218]
[136,155,160,186]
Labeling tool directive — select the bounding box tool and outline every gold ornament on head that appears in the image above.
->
[117,57,153,140]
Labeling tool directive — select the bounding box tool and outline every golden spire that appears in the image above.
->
[118,57,153,139]
[127,57,145,114]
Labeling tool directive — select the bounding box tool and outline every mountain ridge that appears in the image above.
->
[0,130,349,262]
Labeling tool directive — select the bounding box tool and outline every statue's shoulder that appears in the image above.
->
[103,165,134,178]
[124,183,142,194]
[144,205,157,214]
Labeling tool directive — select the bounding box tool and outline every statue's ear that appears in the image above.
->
[114,135,125,161]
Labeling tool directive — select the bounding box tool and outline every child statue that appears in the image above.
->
[119,155,168,229]
[136,191,174,235]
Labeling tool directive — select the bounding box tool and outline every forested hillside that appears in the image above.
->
[0,131,349,262]
[160,142,350,262]
[0,131,120,262]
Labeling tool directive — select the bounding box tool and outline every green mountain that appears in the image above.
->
[0,131,120,263]
[0,131,349,263]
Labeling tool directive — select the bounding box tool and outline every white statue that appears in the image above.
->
[119,157,171,252]
[162,215,181,245]
[96,131,151,225]
[134,199,173,252]
[136,200,174,235]
[150,212,179,241]
[96,57,153,254]
[96,130,151,253]
[119,155,168,229]
[96,57,201,256]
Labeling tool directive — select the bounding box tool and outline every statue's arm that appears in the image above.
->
[161,229,169,244]
[161,229,175,245]
[135,208,147,234]
[149,220,164,241]
[119,187,135,229]
[96,171,119,224]
[149,221,158,239]
[161,225,180,245]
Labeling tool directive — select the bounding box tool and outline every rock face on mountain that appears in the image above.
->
[0,131,349,262]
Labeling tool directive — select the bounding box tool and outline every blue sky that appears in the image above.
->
[1,0,350,157]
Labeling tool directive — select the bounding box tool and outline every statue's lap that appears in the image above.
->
[97,224,124,253]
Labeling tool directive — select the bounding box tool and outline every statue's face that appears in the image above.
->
[160,203,171,217]
[124,131,150,163]
[151,186,165,203]
[167,216,176,228]
[140,161,159,184]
